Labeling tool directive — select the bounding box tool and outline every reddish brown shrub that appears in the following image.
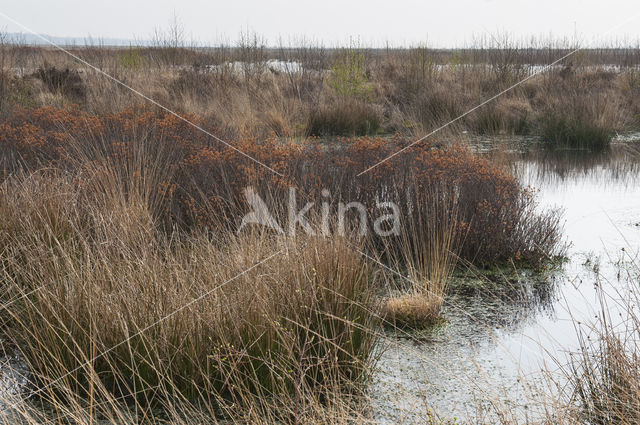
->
[0,106,563,265]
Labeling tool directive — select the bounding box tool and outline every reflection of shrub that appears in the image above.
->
[307,100,381,136]
[33,65,86,103]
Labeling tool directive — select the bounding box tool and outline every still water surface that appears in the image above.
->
[372,140,640,423]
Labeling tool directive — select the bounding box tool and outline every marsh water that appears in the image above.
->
[1,137,639,422]
[371,138,640,423]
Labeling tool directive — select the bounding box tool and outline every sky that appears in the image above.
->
[1,0,639,47]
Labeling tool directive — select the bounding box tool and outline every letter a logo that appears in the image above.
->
[237,187,284,234]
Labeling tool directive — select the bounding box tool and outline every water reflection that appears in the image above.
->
[372,139,640,423]
[511,143,640,187]
[445,269,559,339]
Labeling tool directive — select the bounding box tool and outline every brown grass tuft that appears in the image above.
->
[381,293,443,328]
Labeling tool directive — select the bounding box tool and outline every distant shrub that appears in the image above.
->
[0,73,40,113]
[117,46,143,69]
[7,76,40,109]
[306,100,381,136]
[169,68,216,103]
[410,89,462,130]
[473,99,531,135]
[540,111,613,151]
[402,47,435,94]
[329,48,372,100]
[33,65,86,103]
[623,69,640,95]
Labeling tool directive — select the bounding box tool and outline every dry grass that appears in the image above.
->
[381,186,460,327]
[0,38,596,424]
[0,42,638,142]
[562,275,640,425]
[0,136,380,423]
[381,293,443,329]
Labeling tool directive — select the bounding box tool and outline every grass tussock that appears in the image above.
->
[381,293,443,329]
[381,186,460,327]
[539,107,615,151]
[0,161,379,422]
[538,89,619,151]
[472,97,532,135]
[534,70,630,150]
[306,100,382,136]
[540,113,613,151]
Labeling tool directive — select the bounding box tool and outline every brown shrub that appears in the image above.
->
[0,106,563,266]
[33,65,86,103]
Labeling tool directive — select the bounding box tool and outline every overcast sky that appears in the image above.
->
[1,0,639,47]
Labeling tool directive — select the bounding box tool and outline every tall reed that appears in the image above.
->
[0,138,379,423]
[381,185,460,327]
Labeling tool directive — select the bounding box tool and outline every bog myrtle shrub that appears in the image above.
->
[0,106,563,265]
